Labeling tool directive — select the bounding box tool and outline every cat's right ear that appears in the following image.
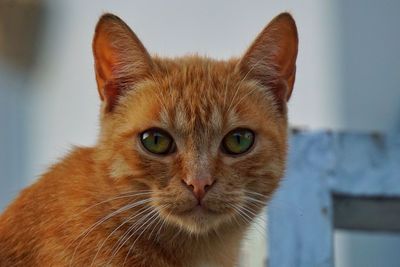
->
[237,13,298,111]
[93,14,153,112]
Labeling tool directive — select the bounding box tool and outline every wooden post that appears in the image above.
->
[268,131,400,267]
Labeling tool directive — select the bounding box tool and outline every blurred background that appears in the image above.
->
[0,0,399,266]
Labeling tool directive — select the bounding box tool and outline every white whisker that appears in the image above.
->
[90,204,152,266]
[68,197,152,266]
[61,191,154,230]
[107,205,156,263]
[122,206,165,266]
[243,195,267,206]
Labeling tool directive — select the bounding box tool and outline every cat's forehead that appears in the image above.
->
[153,57,245,136]
[120,57,272,140]
[159,98,226,139]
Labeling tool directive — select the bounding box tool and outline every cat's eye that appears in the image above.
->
[221,128,255,155]
[140,128,175,155]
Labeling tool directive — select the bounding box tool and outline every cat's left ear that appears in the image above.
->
[237,13,298,108]
[93,14,153,112]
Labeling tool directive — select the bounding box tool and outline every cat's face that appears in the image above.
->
[93,14,297,235]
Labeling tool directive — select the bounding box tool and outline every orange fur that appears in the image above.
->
[0,13,298,266]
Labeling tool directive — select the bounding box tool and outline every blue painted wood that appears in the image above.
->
[268,131,400,267]
[330,132,400,196]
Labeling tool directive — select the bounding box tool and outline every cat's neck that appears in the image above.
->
[157,221,245,266]
[120,222,244,266]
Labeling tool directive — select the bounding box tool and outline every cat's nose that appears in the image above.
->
[182,176,215,201]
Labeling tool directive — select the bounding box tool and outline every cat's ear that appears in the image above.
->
[237,13,298,109]
[93,14,153,112]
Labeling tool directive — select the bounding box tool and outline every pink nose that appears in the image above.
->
[182,176,215,201]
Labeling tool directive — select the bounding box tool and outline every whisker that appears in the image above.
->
[243,196,267,206]
[226,57,266,114]
[242,190,268,198]
[237,205,266,235]
[230,85,260,113]
[68,197,152,266]
[229,203,250,224]
[90,204,151,266]
[119,209,160,266]
[60,190,154,229]
[226,83,241,115]
[107,205,156,263]
[243,204,267,224]
[156,209,172,242]
[147,206,168,241]
[123,207,165,266]
[222,75,231,110]
[229,203,265,236]
[240,205,263,221]
[229,206,244,229]
[169,224,183,244]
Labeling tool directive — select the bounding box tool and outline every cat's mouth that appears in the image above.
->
[155,188,245,234]
[177,197,228,216]
[157,197,236,235]
[182,202,214,215]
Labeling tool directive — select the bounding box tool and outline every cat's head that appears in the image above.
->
[92,13,297,235]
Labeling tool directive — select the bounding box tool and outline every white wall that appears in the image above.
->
[334,0,400,132]
[333,1,400,266]
[335,230,400,267]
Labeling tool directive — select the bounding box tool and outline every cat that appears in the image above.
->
[0,12,298,267]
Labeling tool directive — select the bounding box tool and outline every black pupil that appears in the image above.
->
[154,134,159,145]
[235,134,241,144]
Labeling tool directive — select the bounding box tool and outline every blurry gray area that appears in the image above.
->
[334,194,400,266]
[335,230,400,267]
[334,194,400,232]
[334,1,400,265]
[0,0,45,70]
[0,66,26,211]
[0,0,45,211]
[336,0,400,132]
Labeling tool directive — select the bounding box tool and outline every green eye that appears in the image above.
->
[222,128,255,155]
[140,128,175,155]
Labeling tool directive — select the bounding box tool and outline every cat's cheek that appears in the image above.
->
[109,154,139,179]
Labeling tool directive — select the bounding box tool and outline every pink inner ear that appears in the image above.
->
[102,81,120,112]
[285,65,296,101]
[93,31,121,103]
[92,14,153,112]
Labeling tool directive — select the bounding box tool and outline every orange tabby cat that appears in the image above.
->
[0,12,298,266]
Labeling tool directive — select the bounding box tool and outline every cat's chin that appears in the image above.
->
[162,204,232,235]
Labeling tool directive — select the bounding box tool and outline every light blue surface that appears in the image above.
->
[268,131,400,267]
